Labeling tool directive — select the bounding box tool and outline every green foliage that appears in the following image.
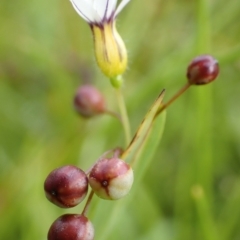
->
[1,0,240,239]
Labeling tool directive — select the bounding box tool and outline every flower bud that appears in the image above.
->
[48,214,94,240]
[44,165,88,208]
[89,158,134,200]
[74,85,105,118]
[187,55,219,85]
[91,22,127,83]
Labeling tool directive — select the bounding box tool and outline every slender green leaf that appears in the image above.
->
[121,90,165,163]
[90,96,166,240]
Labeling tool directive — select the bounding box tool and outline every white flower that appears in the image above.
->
[69,0,130,86]
[70,0,131,25]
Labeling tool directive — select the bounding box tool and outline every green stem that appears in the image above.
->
[104,109,122,123]
[81,190,94,216]
[115,87,131,146]
[156,83,191,116]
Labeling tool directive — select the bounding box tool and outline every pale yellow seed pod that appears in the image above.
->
[89,158,134,200]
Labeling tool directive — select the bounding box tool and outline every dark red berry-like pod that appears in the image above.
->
[48,214,94,240]
[74,84,105,117]
[44,165,88,208]
[89,158,134,200]
[187,55,219,85]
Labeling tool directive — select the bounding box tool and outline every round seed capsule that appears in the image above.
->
[187,55,219,85]
[48,214,94,240]
[74,84,105,117]
[89,158,134,200]
[44,165,88,208]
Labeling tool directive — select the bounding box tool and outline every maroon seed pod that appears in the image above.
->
[44,165,88,208]
[74,84,105,117]
[187,55,219,85]
[48,214,94,240]
[89,158,134,200]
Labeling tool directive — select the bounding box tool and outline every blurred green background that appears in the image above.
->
[1,0,240,239]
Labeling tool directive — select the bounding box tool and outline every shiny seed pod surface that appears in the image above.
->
[44,165,88,208]
[187,55,219,85]
[74,84,105,117]
[89,158,134,200]
[48,214,94,240]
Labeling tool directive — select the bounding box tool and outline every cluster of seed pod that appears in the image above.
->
[44,157,134,240]
[44,54,219,240]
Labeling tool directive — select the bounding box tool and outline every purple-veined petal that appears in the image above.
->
[93,0,107,17]
[70,0,95,22]
[106,0,117,19]
[114,0,130,17]
[94,0,116,20]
